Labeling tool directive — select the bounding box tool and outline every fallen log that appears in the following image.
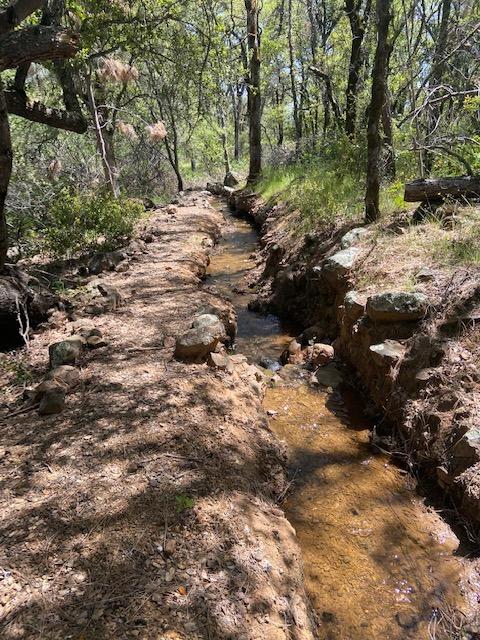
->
[404,176,480,202]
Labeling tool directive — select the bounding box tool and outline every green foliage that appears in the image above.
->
[175,494,195,512]
[432,218,480,265]
[43,190,143,257]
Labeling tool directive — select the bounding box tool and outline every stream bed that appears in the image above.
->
[207,200,476,639]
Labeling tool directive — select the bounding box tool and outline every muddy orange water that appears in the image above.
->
[207,201,476,639]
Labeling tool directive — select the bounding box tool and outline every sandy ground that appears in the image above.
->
[0,193,315,640]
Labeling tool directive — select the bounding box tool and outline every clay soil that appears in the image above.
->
[0,193,315,640]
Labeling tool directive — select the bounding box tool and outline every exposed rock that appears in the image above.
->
[309,343,334,367]
[369,340,406,366]
[366,292,429,322]
[224,172,239,187]
[451,427,480,475]
[344,291,365,322]
[207,352,233,372]
[163,336,176,349]
[206,182,234,197]
[175,314,226,361]
[49,336,84,368]
[46,365,80,389]
[315,363,343,388]
[322,248,360,282]
[340,227,369,249]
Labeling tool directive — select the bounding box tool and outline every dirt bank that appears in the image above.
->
[229,189,480,533]
[0,192,315,640]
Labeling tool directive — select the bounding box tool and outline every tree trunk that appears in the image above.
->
[424,0,452,174]
[404,177,480,202]
[345,0,370,138]
[245,0,262,182]
[0,80,12,272]
[365,0,392,222]
[287,0,302,145]
[382,88,395,179]
[219,107,231,176]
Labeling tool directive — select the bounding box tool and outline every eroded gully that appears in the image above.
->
[206,199,476,639]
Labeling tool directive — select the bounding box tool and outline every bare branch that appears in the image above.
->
[0,25,79,71]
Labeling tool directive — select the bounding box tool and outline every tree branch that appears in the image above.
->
[4,89,87,133]
[0,25,79,71]
[0,0,45,35]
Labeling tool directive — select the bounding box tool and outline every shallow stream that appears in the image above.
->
[207,201,474,639]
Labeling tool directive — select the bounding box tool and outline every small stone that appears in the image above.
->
[163,336,176,348]
[164,540,176,556]
[310,343,334,367]
[207,352,232,371]
[115,261,130,273]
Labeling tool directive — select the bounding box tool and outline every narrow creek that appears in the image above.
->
[206,200,474,639]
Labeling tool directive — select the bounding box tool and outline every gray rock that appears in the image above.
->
[344,291,365,321]
[322,248,360,282]
[369,340,406,366]
[46,365,80,389]
[175,314,226,361]
[315,363,343,388]
[49,336,84,368]
[70,320,102,340]
[340,227,369,249]
[366,292,429,322]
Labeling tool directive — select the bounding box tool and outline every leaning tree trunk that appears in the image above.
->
[245,0,262,182]
[365,0,392,222]
[0,79,12,273]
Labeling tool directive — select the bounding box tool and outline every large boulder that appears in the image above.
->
[175,314,226,361]
[366,292,429,323]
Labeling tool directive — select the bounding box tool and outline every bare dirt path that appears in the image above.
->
[0,193,315,640]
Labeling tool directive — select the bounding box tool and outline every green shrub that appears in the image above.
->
[44,190,144,257]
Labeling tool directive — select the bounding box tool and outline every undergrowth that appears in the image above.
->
[256,140,405,232]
